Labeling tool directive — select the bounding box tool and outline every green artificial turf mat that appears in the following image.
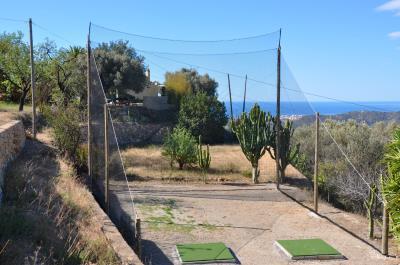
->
[176,242,235,264]
[276,239,342,259]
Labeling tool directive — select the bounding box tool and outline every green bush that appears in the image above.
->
[162,127,197,170]
[45,104,82,163]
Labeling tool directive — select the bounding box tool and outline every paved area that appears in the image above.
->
[113,182,399,265]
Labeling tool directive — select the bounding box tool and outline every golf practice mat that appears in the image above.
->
[175,242,236,264]
[275,238,344,260]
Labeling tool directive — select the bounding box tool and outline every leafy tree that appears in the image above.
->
[162,127,197,170]
[94,41,147,100]
[39,41,86,106]
[231,104,273,183]
[178,91,227,144]
[165,68,218,105]
[0,32,31,110]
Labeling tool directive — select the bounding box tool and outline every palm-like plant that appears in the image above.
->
[382,128,400,242]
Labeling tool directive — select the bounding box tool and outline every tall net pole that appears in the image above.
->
[314,112,320,212]
[275,29,282,189]
[29,18,36,139]
[87,23,93,189]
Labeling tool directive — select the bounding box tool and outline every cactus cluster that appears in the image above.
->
[267,118,300,180]
[231,103,273,183]
[197,135,211,183]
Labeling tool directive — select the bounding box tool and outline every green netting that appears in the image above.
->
[176,242,235,263]
[276,239,342,258]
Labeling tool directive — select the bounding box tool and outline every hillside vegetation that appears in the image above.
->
[0,139,120,265]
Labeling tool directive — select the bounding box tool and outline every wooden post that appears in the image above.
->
[87,25,93,189]
[29,18,36,139]
[104,103,109,214]
[276,30,282,189]
[242,74,247,113]
[382,203,389,256]
[314,112,320,213]
[135,218,142,259]
[227,74,233,119]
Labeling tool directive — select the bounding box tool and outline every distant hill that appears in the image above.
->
[293,111,400,127]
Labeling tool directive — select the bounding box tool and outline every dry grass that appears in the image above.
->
[122,145,303,183]
[0,140,120,265]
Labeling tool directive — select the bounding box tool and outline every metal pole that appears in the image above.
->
[228,74,233,119]
[382,203,389,256]
[314,112,320,212]
[104,104,109,214]
[242,74,247,113]
[276,30,282,189]
[87,24,93,189]
[29,18,36,139]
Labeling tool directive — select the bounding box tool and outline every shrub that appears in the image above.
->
[45,103,82,163]
[292,120,394,212]
[162,127,197,170]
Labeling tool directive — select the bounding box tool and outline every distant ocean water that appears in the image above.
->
[226,101,400,117]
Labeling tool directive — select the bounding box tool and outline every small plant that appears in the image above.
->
[197,135,211,183]
[162,127,197,170]
[231,104,273,183]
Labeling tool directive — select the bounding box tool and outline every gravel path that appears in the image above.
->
[122,182,399,265]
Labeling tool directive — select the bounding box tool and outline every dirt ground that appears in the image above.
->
[0,111,18,125]
[119,145,400,264]
[128,182,399,265]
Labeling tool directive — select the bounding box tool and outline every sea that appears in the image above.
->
[226,101,400,118]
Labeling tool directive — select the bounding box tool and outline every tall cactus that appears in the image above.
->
[197,135,211,183]
[267,118,300,181]
[231,104,273,183]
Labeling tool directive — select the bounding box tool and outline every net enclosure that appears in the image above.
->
[88,23,393,261]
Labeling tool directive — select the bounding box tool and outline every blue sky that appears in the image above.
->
[1,0,400,103]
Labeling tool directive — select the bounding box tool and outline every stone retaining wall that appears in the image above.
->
[0,120,25,202]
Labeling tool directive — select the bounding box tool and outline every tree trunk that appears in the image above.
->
[18,88,28,111]
[252,165,259,184]
[178,162,184,170]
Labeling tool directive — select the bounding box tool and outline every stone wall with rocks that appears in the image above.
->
[0,120,25,202]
